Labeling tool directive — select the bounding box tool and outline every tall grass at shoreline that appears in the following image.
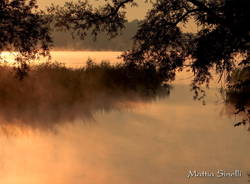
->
[0,60,170,129]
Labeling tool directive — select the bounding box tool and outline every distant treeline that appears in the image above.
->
[52,20,140,51]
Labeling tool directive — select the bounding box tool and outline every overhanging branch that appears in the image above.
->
[187,0,224,24]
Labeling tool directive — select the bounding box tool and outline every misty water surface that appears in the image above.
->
[0,51,249,184]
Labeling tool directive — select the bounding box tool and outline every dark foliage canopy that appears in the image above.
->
[0,0,52,64]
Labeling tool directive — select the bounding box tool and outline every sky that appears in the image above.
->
[37,0,152,21]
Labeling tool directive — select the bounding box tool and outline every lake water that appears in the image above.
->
[0,51,249,184]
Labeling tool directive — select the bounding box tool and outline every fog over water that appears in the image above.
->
[0,51,249,184]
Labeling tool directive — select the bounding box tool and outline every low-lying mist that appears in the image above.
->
[0,60,170,130]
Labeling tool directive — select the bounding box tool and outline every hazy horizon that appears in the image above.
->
[51,20,139,51]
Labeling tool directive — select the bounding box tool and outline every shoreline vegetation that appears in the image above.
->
[0,59,170,130]
[0,52,249,130]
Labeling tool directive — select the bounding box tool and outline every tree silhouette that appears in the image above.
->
[0,0,52,77]
[50,0,250,126]
[50,0,249,84]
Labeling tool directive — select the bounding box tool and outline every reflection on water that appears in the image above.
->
[0,52,249,184]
